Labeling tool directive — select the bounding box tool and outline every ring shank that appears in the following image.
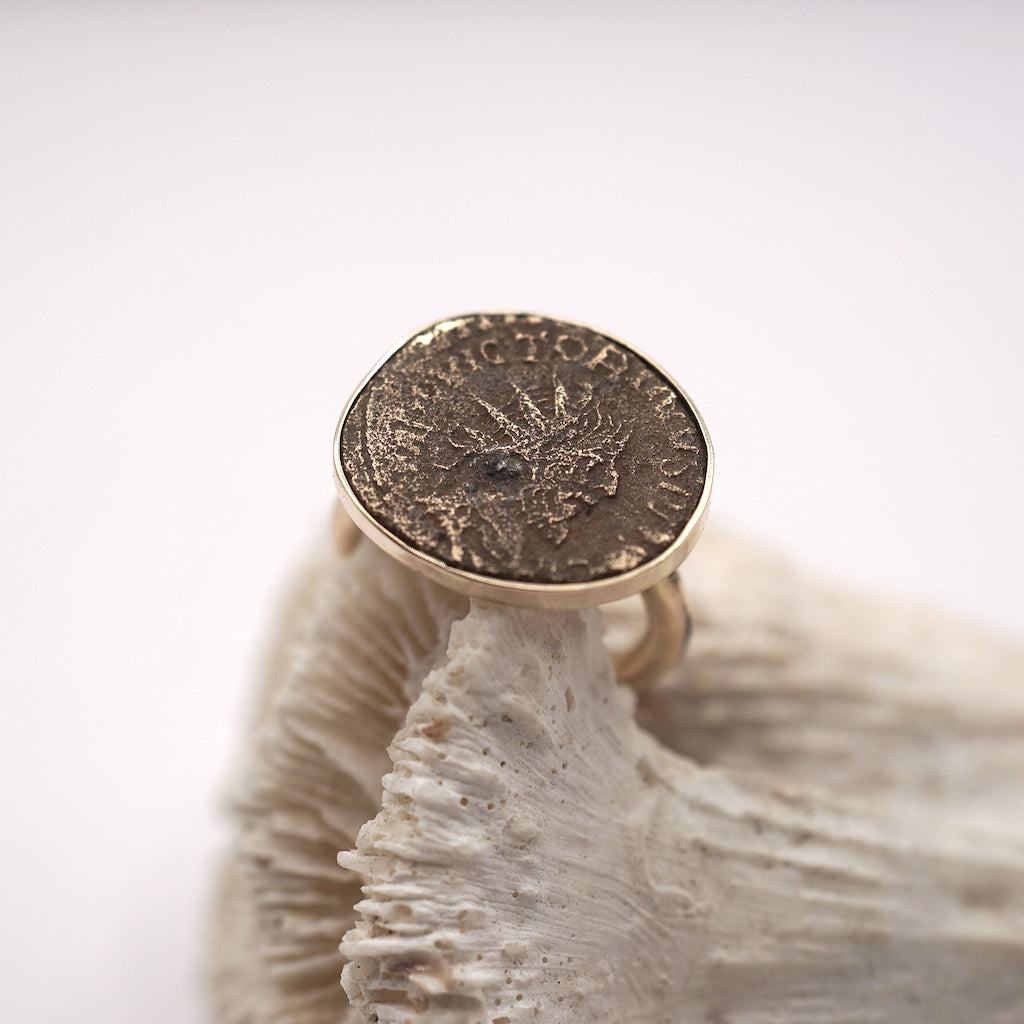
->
[611,575,691,691]
[333,503,689,690]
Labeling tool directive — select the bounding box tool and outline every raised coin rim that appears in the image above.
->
[333,312,714,610]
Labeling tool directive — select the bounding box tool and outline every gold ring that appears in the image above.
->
[332,313,713,688]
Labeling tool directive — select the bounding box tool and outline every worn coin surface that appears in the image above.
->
[338,313,710,588]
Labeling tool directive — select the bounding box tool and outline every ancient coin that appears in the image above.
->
[339,313,710,586]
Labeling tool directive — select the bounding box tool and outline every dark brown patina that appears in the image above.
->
[340,314,708,585]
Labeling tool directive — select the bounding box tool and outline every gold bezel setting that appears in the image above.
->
[333,313,713,610]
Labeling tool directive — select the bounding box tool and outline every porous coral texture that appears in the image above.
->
[340,602,1024,1023]
[210,539,466,1024]
[211,526,1024,1024]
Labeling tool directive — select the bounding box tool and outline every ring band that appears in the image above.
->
[611,574,692,691]
[332,313,712,686]
[332,503,692,690]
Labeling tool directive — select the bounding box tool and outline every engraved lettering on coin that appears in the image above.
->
[340,314,709,584]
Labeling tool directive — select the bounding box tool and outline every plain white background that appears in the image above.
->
[2,3,1022,1021]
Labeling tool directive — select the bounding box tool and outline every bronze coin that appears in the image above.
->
[339,313,709,586]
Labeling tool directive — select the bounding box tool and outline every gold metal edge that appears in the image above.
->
[332,312,714,611]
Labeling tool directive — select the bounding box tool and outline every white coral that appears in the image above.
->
[211,527,1024,1023]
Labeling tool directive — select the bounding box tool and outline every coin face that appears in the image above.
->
[337,313,711,596]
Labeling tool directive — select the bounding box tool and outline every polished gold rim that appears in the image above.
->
[333,503,689,689]
[333,311,714,611]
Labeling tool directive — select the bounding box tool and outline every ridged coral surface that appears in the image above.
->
[211,527,1024,1023]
